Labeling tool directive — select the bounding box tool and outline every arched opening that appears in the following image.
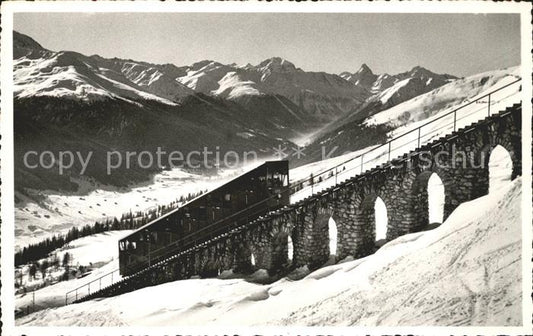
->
[374,197,388,243]
[328,217,338,256]
[412,171,446,231]
[357,194,388,254]
[309,210,337,268]
[488,145,513,194]
[427,173,445,225]
[287,235,294,261]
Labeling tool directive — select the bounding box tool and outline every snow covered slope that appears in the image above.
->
[366,66,520,128]
[15,230,133,315]
[17,178,522,326]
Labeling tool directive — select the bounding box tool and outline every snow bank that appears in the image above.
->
[55,230,133,266]
[17,178,522,326]
[280,178,522,326]
[15,231,132,314]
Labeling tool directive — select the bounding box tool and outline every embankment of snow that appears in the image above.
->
[17,178,522,326]
[15,230,132,314]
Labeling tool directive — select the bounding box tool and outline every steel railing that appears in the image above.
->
[65,268,120,305]
[289,78,521,201]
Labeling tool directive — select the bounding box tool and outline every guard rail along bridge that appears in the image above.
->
[66,79,522,305]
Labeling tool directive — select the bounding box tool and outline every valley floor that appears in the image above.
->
[17,178,522,326]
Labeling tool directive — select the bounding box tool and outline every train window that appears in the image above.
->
[224,194,231,201]
[119,242,125,251]
[199,206,207,220]
[132,242,136,249]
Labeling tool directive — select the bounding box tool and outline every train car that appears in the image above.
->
[118,160,290,276]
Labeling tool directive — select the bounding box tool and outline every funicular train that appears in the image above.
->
[118,161,290,276]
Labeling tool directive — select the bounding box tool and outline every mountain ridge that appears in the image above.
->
[12,30,462,192]
[13,30,456,125]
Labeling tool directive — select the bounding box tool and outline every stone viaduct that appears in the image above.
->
[75,103,521,302]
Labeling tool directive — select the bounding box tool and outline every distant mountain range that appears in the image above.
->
[13,30,459,192]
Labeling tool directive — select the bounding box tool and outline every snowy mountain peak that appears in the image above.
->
[340,63,378,91]
[357,63,373,75]
[408,65,436,78]
[190,60,221,72]
[257,57,298,73]
[13,31,193,104]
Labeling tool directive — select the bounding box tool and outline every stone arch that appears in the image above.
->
[483,115,521,179]
[411,170,445,230]
[232,238,254,273]
[199,259,218,278]
[218,239,234,273]
[374,196,388,243]
[270,225,294,271]
[287,235,294,261]
[409,150,457,223]
[290,211,308,268]
[328,216,338,256]
[250,251,256,266]
[356,193,388,255]
[427,173,445,224]
[488,144,513,193]
[474,141,517,197]
[303,204,337,268]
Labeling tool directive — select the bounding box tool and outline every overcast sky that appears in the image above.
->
[14,13,520,77]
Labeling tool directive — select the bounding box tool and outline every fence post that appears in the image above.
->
[335,167,338,184]
[417,127,421,148]
[360,154,364,174]
[388,142,391,161]
[75,288,78,301]
[488,93,491,117]
[453,111,457,132]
